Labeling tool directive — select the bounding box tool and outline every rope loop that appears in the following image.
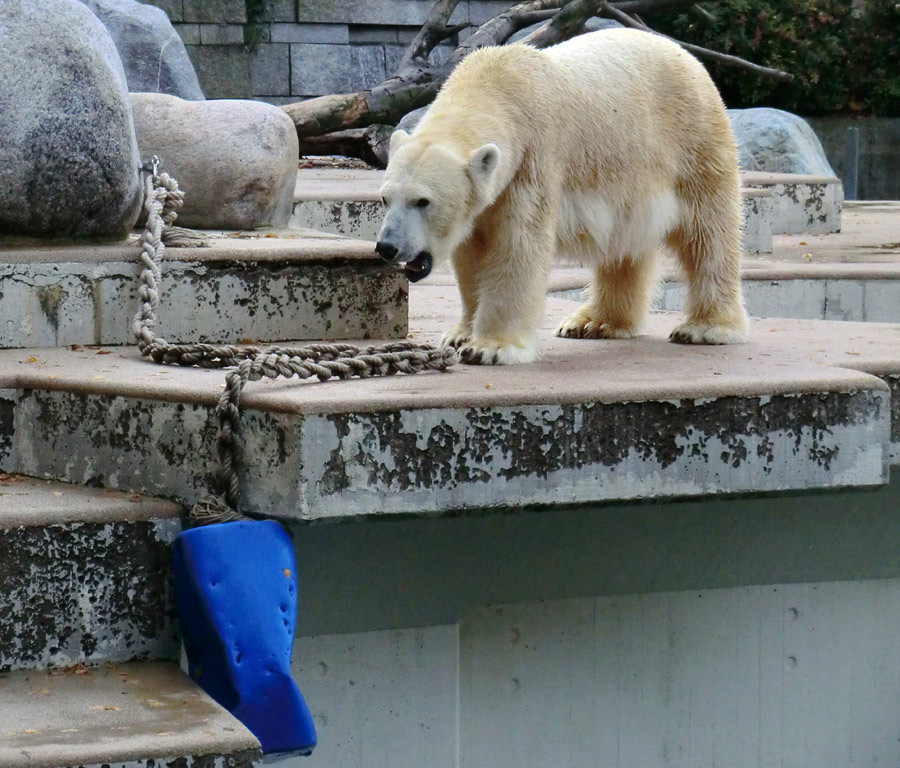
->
[134,158,456,515]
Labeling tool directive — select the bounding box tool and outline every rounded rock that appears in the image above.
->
[728,108,836,176]
[81,0,205,100]
[0,0,144,239]
[131,94,300,230]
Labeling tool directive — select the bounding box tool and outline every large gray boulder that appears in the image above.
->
[728,108,836,176]
[0,0,143,239]
[131,94,299,229]
[80,0,204,100]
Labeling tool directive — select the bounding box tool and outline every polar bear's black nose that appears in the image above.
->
[375,241,398,261]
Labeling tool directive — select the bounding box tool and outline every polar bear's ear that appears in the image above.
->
[389,129,410,156]
[468,143,501,194]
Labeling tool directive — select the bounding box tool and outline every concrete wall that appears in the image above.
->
[284,472,900,767]
[142,0,509,101]
[808,117,900,201]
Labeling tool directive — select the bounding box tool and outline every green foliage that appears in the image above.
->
[653,0,900,116]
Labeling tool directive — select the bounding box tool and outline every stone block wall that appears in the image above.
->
[142,0,511,102]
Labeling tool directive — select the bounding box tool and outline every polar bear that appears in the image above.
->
[376,29,748,365]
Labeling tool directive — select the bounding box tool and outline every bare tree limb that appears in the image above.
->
[600,3,794,81]
[398,0,464,70]
[520,0,603,47]
[520,0,705,49]
[453,0,564,61]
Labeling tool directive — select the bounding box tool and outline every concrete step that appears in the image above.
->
[0,476,182,672]
[291,168,777,252]
[0,228,406,349]
[1,287,898,521]
[0,660,261,767]
[742,171,843,235]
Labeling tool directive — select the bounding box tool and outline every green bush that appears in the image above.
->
[653,0,900,116]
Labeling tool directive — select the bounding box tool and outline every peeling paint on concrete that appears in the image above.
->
[13,390,296,510]
[75,752,262,768]
[0,258,407,348]
[11,387,887,520]
[743,177,843,235]
[741,189,774,253]
[292,391,887,518]
[291,199,383,241]
[0,517,180,671]
[0,389,15,471]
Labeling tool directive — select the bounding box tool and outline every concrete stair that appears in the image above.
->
[0,661,260,767]
[0,476,182,672]
[2,288,898,520]
[0,228,406,349]
[742,171,844,235]
[0,476,263,766]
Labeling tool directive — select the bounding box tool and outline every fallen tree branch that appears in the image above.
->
[600,2,794,81]
[298,125,394,167]
[398,0,467,70]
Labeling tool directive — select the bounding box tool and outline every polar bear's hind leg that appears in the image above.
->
[556,252,661,340]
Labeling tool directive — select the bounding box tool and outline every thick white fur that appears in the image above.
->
[378,30,749,365]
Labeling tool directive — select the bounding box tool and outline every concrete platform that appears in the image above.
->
[742,171,843,234]
[0,476,182,671]
[0,661,260,768]
[291,168,784,251]
[0,228,406,348]
[1,287,898,520]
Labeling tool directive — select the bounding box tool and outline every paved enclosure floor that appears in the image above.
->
[0,291,897,415]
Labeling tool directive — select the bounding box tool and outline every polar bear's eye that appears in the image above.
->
[415,198,430,209]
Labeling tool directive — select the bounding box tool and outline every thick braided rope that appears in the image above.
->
[134,158,457,514]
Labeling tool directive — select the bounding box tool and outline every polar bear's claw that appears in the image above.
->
[669,321,748,345]
[556,314,637,340]
[440,327,471,349]
[458,340,538,366]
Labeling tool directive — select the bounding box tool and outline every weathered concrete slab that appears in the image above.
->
[742,171,843,234]
[0,229,406,348]
[0,661,261,768]
[741,186,773,253]
[292,168,382,240]
[1,289,899,519]
[0,476,182,671]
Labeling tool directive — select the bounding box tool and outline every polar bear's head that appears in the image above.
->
[376,129,501,282]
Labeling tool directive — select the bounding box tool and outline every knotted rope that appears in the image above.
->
[134,157,456,518]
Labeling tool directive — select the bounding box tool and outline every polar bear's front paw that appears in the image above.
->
[556,312,637,340]
[669,321,748,345]
[440,325,471,349]
[459,339,538,366]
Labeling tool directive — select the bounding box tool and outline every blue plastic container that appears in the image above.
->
[172,520,317,756]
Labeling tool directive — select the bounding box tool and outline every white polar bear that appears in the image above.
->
[376,29,748,365]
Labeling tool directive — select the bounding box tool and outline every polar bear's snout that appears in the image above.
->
[374,240,398,261]
[376,205,435,282]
